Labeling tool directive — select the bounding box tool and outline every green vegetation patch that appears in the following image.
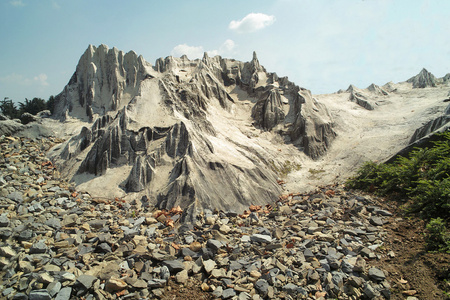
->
[269,160,301,178]
[308,168,325,179]
[347,132,450,253]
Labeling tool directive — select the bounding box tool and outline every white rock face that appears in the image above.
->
[53,44,153,122]
[50,44,336,220]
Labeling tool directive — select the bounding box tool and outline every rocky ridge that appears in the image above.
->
[407,68,436,89]
[344,84,390,111]
[49,45,336,221]
[0,135,398,299]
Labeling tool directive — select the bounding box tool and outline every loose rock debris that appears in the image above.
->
[0,136,396,299]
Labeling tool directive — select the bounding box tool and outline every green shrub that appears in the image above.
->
[346,131,450,252]
[425,218,450,253]
[409,178,450,219]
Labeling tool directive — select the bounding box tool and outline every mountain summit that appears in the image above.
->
[50,44,335,220]
[407,68,437,88]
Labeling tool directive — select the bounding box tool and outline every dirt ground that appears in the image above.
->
[161,279,213,300]
[367,194,450,300]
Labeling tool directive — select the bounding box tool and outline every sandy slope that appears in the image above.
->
[284,82,450,194]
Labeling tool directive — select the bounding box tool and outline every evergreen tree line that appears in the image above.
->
[0,96,55,119]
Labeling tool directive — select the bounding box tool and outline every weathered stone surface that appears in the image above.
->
[0,246,17,258]
[222,288,236,299]
[255,279,269,296]
[162,260,185,274]
[407,68,436,88]
[0,215,9,227]
[30,242,48,254]
[368,267,386,282]
[175,269,188,284]
[203,259,216,274]
[105,278,127,292]
[29,289,51,300]
[250,234,272,244]
[369,216,384,226]
[76,274,97,290]
[54,287,72,300]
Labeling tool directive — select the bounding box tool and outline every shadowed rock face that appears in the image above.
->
[51,45,336,220]
[367,83,389,96]
[409,103,450,144]
[346,85,375,110]
[407,68,436,88]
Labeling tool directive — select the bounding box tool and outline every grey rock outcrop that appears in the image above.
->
[347,85,375,110]
[388,102,450,162]
[409,114,450,144]
[51,45,336,220]
[367,83,389,96]
[345,83,390,111]
[0,120,24,136]
[407,68,436,88]
[442,73,450,84]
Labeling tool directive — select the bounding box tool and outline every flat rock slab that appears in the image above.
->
[250,234,272,243]
[368,267,386,281]
[162,260,185,274]
[29,289,51,300]
[76,275,97,290]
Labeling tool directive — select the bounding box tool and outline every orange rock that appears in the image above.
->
[189,241,202,252]
[105,278,127,292]
[402,290,417,296]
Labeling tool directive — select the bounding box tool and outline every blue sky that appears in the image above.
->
[1,0,449,103]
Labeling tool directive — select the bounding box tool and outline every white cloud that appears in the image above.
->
[34,73,49,86]
[206,49,219,56]
[0,73,24,83]
[207,39,237,57]
[0,73,48,87]
[171,39,237,59]
[220,39,236,53]
[10,0,25,7]
[229,13,275,33]
[171,44,204,59]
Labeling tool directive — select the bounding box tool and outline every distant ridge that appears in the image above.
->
[407,68,436,88]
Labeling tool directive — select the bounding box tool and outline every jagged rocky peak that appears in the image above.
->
[346,84,357,93]
[251,51,262,70]
[343,83,389,111]
[50,44,336,220]
[382,81,397,93]
[345,85,375,110]
[407,68,437,88]
[367,83,389,96]
[53,44,152,122]
[441,73,450,84]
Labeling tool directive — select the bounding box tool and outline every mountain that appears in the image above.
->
[407,68,436,88]
[345,83,389,110]
[2,44,449,223]
[50,44,335,221]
